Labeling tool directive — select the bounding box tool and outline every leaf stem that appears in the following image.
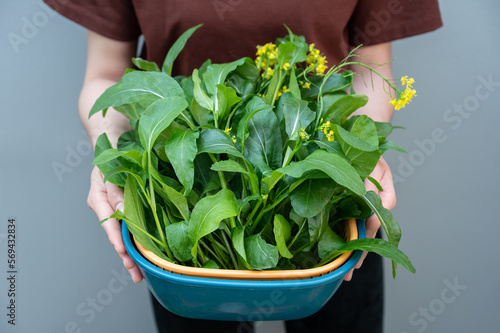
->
[147,152,173,259]
[208,153,236,229]
[221,224,239,269]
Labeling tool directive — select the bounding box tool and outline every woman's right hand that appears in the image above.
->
[87,166,143,283]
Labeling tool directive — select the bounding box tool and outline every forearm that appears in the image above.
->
[79,31,137,147]
[79,78,131,147]
[350,42,394,123]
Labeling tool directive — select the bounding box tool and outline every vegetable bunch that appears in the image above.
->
[91,25,415,277]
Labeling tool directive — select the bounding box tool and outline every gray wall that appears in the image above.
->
[0,1,498,333]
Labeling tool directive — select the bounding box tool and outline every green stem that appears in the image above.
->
[221,225,239,269]
[250,205,267,234]
[271,69,283,106]
[179,111,196,129]
[197,245,207,266]
[287,218,306,249]
[245,200,262,226]
[122,218,165,248]
[208,153,236,229]
[200,239,227,268]
[282,141,301,168]
[147,153,172,258]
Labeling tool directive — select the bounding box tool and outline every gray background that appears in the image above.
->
[1,0,499,332]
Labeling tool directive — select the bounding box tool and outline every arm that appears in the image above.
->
[344,42,397,281]
[82,31,143,282]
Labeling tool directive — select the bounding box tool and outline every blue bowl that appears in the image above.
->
[122,220,365,321]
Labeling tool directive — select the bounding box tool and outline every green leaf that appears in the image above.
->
[231,226,247,262]
[350,115,379,147]
[319,238,415,275]
[300,71,353,99]
[188,189,239,257]
[190,98,211,126]
[94,134,126,186]
[379,140,407,154]
[121,174,169,261]
[160,184,190,222]
[317,226,345,259]
[362,191,401,249]
[290,178,335,218]
[334,124,381,176]
[117,130,143,151]
[278,150,366,196]
[306,202,331,246]
[132,57,160,72]
[197,129,244,158]
[192,68,214,111]
[245,107,283,175]
[202,260,219,269]
[366,176,384,192]
[92,148,142,166]
[261,170,285,195]
[138,96,188,152]
[162,24,202,75]
[277,41,308,68]
[89,71,185,118]
[326,94,368,125]
[273,214,293,259]
[193,153,214,190]
[164,128,198,194]
[210,159,248,174]
[233,57,260,82]
[313,140,346,158]
[165,221,193,262]
[317,92,348,120]
[236,96,273,144]
[202,58,246,97]
[288,67,301,99]
[283,97,315,141]
[244,234,279,269]
[215,84,241,120]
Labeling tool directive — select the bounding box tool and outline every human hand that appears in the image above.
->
[344,157,396,281]
[87,166,143,283]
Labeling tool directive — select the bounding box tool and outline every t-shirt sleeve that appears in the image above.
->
[347,0,443,47]
[43,0,141,41]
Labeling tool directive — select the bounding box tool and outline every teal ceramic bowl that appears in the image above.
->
[122,220,365,321]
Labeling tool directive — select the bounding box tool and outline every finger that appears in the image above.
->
[87,167,141,282]
[105,180,124,214]
[344,269,353,281]
[119,252,144,283]
[366,214,381,239]
[355,251,368,269]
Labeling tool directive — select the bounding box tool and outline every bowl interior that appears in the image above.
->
[133,218,361,280]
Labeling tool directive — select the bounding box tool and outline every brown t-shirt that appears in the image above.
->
[44,0,442,76]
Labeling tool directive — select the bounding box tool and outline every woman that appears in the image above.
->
[44,1,442,331]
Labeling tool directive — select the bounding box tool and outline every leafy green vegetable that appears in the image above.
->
[91,25,414,277]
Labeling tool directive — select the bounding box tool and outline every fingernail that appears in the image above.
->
[116,202,124,212]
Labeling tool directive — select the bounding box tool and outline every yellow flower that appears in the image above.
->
[277,85,290,97]
[262,67,274,80]
[326,130,335,142]
[232,135,237,143]
[255,43,278,77]
[320,120,331,134]
[301,81,311,89]
[283,62,290,70]
[224,127,232,134]
[390,77,416,110]
[299,128,310,141]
